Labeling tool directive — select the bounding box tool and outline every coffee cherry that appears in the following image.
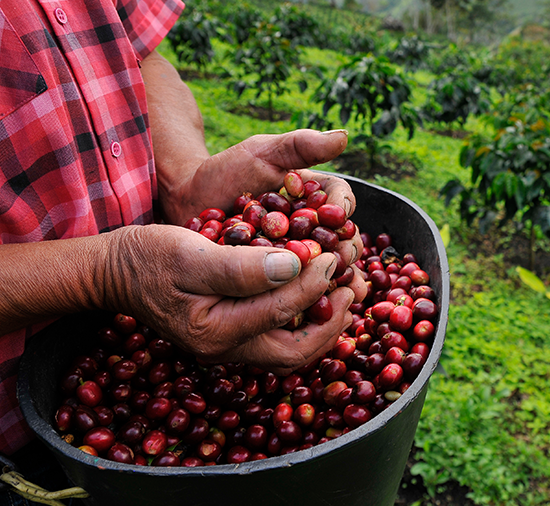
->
[276,420,302,443]
[118,420,146,445]
[55,405,74,432]
[306,295,333,325]
[113,314,137,335]
[284,240,311,267]
[413,320,435,342]
[78,445,98,457]
[310,226,339,251]
[152,451,180,467]
[142,430,167,456]
[343,404,372,428]
[317,204,346,230]
[379,363,404,390]
[284,172,305,198]
[83,427,115,454]
[197,440,222,462]
[227,445,252,464]
[389,305,413,332]
[412,298,438,321]
[107,443,135,464]
[76,381,103,408]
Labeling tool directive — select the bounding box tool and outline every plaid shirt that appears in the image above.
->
[0,0,184,455]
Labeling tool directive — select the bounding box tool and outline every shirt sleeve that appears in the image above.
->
[115,0,185,59]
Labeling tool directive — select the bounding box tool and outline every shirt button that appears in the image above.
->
[54,8,67,24]
[110,141,122,158]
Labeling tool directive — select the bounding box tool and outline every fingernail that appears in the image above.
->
[265,252,300,282]
[343,196,352,217]
[325,257,337,281]
[340,314,353,335]
[320,129,348,136]
[352,243,359,264]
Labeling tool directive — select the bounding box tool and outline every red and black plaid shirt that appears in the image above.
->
[0,0,184,455]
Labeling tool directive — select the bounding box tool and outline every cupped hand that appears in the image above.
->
[160,129,354,226]
[103,224,365,373]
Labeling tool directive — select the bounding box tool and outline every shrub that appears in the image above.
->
[226,21,304,121]
[441,86,550,269]
[167,10,221,69]
[308,54,420,168]
[422,71,491,128]
[386,35,430,72]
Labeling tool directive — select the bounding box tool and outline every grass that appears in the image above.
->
[157,39,550,505]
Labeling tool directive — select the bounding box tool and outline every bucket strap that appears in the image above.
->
[1,466,89,505]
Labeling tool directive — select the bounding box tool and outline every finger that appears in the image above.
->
[334,227,363,267]
[241,129,349,170]
[347,266,369,304]
[157,226,302,297]
[298,169,356,219]
[182,130,348,217]
[233,285,355,374]
[187,253,338,355]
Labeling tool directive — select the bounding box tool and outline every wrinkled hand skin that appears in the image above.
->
[160,129,355,226]
[103,224,366,375]
[131,128,365,373]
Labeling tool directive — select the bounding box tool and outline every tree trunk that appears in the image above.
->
[412,0,420,31]
[446,0,455,41]
[426,0,433,34]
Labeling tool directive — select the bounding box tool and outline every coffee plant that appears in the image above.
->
[441,87,550,270]
[421,70,491,128]
[223,5,264,46]
[386,36,430,72]
[226,21,305,121]
[426,43,472,75]
[269,4,320,48]
[490,37,550,90]
[167,10,221,70]
[308,55,420,170]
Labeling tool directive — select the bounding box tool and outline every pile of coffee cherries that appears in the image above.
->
[182,171,358,326]
[53,173,438,466]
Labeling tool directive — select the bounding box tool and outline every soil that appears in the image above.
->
[178,68,220,82]
[332,149,418,181]
[395,453,477,506]
[428,128,472,140]
[227,103,293,122]
[464,225,550,279]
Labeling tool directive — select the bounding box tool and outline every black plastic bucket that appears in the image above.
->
[17,174,450,506]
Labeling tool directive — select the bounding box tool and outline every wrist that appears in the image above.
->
[0,234,113,335]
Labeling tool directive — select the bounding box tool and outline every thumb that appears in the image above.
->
[242,128,349,170]
[177,237,303,297]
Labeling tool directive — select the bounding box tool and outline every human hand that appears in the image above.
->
[159,129,354,227]
[160,127,362,269]
[103,224,366,373]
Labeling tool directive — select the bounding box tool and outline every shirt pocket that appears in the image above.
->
[0,8,47,120]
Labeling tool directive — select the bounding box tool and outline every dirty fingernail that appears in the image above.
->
[325,257,337,281]
[344,196,353,217]
[352,243,359,264]
[320,129,348,136]
[266,252,300,282]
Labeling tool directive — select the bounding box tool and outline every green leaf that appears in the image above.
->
[516,266,546,293]
[440,224,451,248]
